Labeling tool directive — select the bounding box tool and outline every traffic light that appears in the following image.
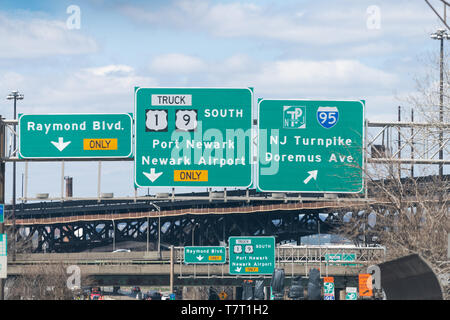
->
[288,276,304,300]
[307,268,321,300]
[270,268,285,300]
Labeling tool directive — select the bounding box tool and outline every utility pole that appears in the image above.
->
[6,90,24,262]
[0,116,5,300]
[430,29,449,177]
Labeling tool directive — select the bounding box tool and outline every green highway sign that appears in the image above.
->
[0,204,3,223]
[134,87,253,188]
[325,253,357,266]
[229,236,275,275]
[257,99,364,193]
[184,246,226,264]
[18,113,133,159]
[323,277,335,300]
[345,287,358,300]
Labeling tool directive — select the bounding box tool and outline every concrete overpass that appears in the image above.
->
[7,246,385,288]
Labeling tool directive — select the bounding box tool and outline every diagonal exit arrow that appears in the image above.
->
[303,170,318,184]
[50,137,71,152]
[143,168,163,183]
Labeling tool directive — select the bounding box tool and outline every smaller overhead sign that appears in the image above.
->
[184,246,226,264]
[325,253,357,266]
[229,236,275,275]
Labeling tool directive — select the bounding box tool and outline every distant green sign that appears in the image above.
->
[345,287,358,300]
[229,236,275,275]
[257,99,364,193]
[184,246,226,264]
[19,113,133,159]
[325,253,357,266]
[0,204,3,223]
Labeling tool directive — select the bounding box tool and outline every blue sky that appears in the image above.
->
[0,0,446,201]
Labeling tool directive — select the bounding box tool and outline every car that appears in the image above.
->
[131,286,141,293]
[90,290,103,300]
[161,293,171,300]
[112,249,131,253]
[145,290,162,300]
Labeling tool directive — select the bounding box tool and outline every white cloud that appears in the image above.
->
[0,13,98,58]
[149,53,398,96]
[149,53,207,74]
[250,59,398,95]
[0,65,157,115]
[120,0,438,46]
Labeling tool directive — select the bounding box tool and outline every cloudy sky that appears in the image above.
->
[0,0,445,201]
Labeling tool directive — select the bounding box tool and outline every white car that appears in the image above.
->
[112,249,131,253]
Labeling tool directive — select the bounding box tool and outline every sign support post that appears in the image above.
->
[0,118,6,300]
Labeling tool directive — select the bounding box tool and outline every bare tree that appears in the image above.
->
[7,263,76,300]
[339,52,449,299]
[6,262,95,300]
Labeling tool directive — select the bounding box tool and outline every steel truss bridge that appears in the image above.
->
[3,174,448,254]
[4,191,364,253]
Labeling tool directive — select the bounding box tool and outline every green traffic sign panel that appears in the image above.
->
[184,246,226,264]
[0,204,3,223]
[324,282,335,295]
[134,87,253,188]
[345,287,358,300]
[325,253,357,265]
[257,99,364,193]
[229,236,275,275]
[18,113,133,159]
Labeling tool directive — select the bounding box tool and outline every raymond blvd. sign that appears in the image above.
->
[19,113,133,159]
[229,236,275,275]
[184,246,226,264]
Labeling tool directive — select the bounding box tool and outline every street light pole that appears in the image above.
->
[430,29,449,177]
[6,90,23,261]
[439,32,444,178]
[149,203,161,257]
[192,223,199,246]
